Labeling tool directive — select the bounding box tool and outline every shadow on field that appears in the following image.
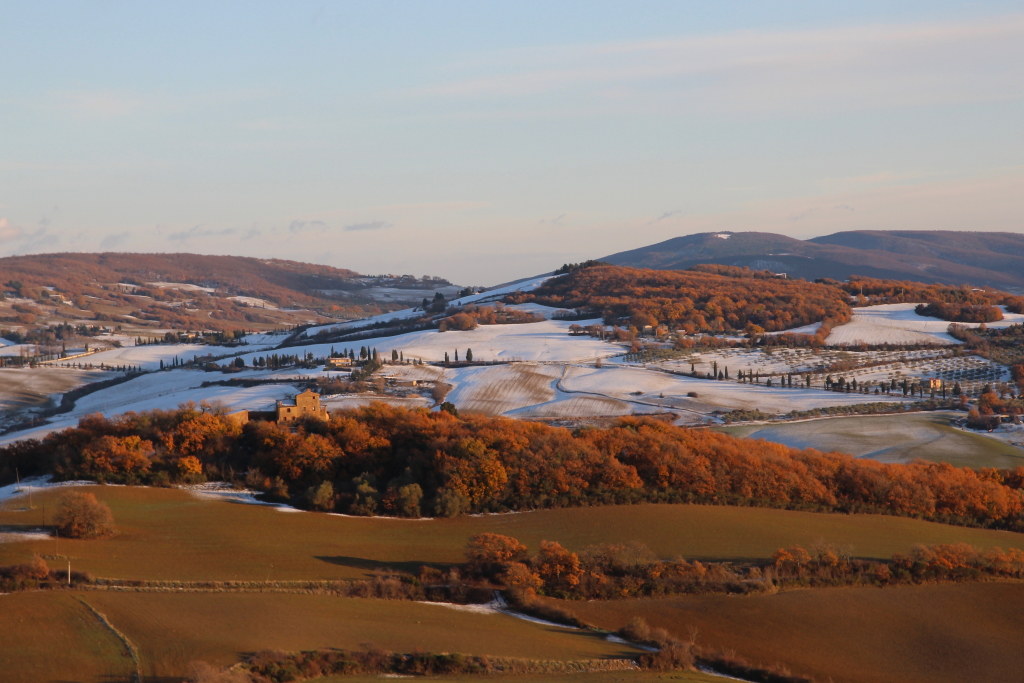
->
[315,554,449,576]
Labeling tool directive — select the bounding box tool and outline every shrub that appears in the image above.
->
[54,491,116,539]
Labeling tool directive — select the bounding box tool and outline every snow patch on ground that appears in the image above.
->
[0,477,97,505]
[0,531,52,543]
[824,304,1024,346]
[233,318,620,365]
[183,482,302,511]
[766,321,822,336]
[504,302,571,319]
[0,343,39,358]
[229,296,277,309]
[147,281,215,293]
[445,364,562,415]
[418,600,501,615]
[84,339,280,371]
[301,274,557,339]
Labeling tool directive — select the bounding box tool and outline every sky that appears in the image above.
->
[1,1,1022,286]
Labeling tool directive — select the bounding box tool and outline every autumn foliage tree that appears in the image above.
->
[464,533,528,578]
[55,491,116,539]
[6,404,1024,530]
[509,264,852,333]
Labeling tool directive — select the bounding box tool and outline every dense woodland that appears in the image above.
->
[510,264,853,334]
[4,405,1024,530]
[914,302,1004,323]
[837,276,1024,313]
[509,264,1024,338]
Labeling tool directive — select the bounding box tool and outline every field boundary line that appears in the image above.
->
[75,595,143,683]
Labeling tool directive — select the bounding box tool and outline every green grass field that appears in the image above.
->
[556,582,1024,683]
[719,411,1024,468]
[3,485,1024,582]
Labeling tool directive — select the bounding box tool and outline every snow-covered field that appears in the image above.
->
[69,336,283,370]
[659,347,1008,393]
[229,295,278,309]
[721,412,1024,468]
[445,364,562,415]
[301,275,557,339]
[237,318,620,366]
[0,369,303,445]
[378,364,447,383]
[147,281,215,293]
[823,304,1024,346]
[13,282,1019,448]
[444,274,554,308]
[0,342,39,358]
[558,365,905,418]
[0,367,112,412]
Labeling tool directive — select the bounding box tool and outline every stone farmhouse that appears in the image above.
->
[226,389,331,426]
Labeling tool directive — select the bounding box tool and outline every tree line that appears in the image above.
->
[4,405,1024,530]
[463,532,1024,601]
[508,264,1024,337]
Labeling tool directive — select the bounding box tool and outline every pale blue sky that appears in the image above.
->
[2,1,1022,284]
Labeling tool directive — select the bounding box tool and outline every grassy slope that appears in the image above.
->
[720,412,1024,469]
[3,486,1024,581]
[0,591,133,683]
[75,592,640,678]
[558,582,1024,683]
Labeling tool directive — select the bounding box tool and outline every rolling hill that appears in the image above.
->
[0,252,459,335]
[602,230,1024,291]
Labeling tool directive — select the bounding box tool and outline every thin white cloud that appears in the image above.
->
[416,14,1024,113]
[344,220,392,232]
[0,217,62,255]
[167,226,239,242]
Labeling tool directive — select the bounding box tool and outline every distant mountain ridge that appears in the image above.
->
[602,230,1024,291]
